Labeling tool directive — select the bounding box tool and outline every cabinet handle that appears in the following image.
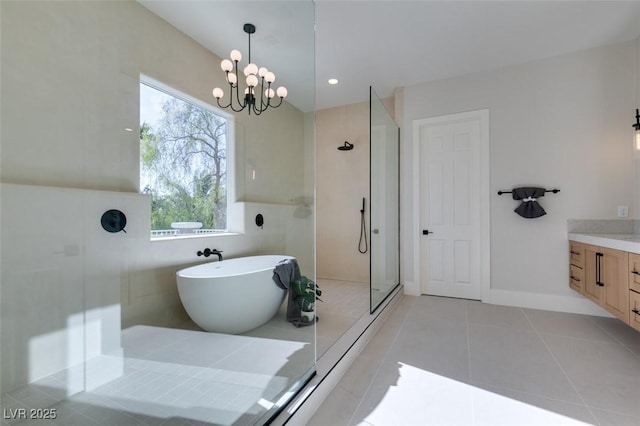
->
[633,308,640,316]
[570,276,581,283]
[632,270,640,276]
[596,253,604,287]
[570,250,580,255]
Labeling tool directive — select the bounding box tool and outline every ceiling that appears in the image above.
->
[138,1,640,112]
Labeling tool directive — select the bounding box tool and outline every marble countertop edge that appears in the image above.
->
[568,232,640,254]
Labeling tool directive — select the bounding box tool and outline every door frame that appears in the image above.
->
[412,109,491,301]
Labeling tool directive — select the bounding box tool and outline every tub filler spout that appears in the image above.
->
[197,248,223,261]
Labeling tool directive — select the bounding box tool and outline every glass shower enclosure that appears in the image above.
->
[369,87,401,313]
[0,1,315,425]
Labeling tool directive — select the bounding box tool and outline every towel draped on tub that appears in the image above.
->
[273,258,316,327]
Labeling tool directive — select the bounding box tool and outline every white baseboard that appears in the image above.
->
[486,288,613,317]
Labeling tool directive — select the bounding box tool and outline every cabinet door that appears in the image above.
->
[601,247,629,323]
[583,245,602,304]
[630,291,640,332]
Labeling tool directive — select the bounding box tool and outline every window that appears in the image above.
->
[140,80,228,237]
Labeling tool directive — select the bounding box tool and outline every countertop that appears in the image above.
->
[568,233,640,254]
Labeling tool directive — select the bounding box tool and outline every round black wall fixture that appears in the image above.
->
[255,213,264,228]
[101,209,127,233]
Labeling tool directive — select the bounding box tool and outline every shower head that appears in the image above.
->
[337,141,354,151]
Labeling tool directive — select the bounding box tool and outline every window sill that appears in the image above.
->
[150,232,240,242]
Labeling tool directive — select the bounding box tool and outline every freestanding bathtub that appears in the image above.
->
[176,255,293,334]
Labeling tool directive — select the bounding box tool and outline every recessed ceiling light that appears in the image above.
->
[328,78,339,85]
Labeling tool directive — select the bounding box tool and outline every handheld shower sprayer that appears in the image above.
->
[359,197,368,254]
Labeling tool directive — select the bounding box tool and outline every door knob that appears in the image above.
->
[422,229,433,235]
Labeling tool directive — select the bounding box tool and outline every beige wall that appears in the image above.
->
[402,40,636,312]
[316,97,394,282]
[1,1,308,202]
[0,0,314,392]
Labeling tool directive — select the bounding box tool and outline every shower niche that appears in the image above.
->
[369,86,400,312]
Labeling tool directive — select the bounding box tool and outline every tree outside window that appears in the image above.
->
[140,82,227,236]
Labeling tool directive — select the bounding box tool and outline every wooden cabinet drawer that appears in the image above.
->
[630,290,640,332]
[629,253,640,293]
[569,241,585,268]
[569,264,584,294]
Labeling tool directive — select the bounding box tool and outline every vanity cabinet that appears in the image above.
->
[570,242,629,323]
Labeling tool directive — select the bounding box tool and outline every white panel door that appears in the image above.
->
[417,114,482,299]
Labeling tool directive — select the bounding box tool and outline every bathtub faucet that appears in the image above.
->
[197,248,223,261]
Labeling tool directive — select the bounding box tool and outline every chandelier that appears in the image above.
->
[212,23,288,115]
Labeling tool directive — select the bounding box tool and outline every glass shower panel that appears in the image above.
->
[370,86,400,313]
[1,1,315,425]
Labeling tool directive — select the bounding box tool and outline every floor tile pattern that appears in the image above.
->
[310,296,640,426]
[2,279,368,425]
[3,325,313,426]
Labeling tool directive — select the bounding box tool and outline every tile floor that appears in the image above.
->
[1,278,369,426]
[241,278,369,358]
[314,279,370,357]
[309,295,640,426]
[2,325,314,426]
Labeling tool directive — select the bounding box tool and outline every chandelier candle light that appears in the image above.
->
[213,23,288,115]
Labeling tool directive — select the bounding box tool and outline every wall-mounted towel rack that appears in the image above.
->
[497,188,560,195]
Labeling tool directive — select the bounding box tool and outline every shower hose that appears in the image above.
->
[359,200,368,254]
